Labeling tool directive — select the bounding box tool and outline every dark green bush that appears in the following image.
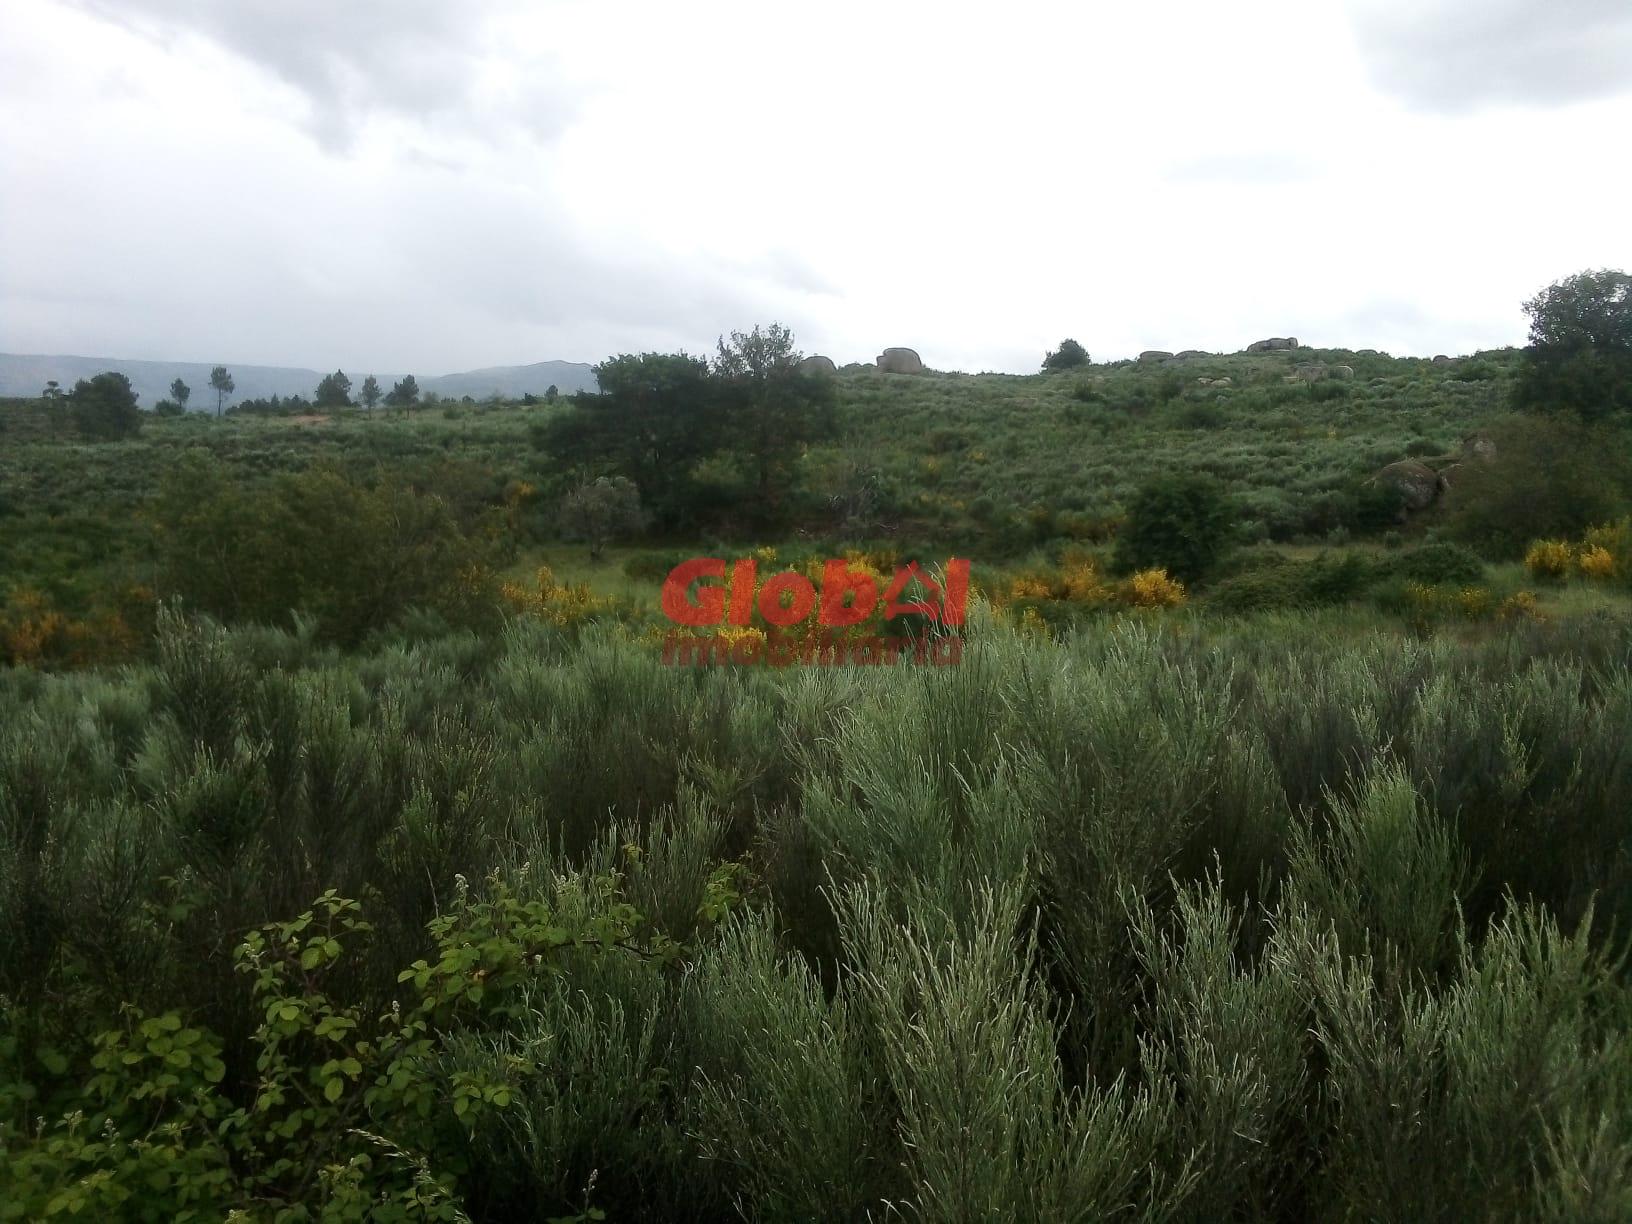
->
[1448,415,1632,556]
[1176,401,1227,430]
[1385,541,1487,586]
[1113,474,1232,581]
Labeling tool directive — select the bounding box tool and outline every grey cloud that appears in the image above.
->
[1348,0,1632,111]
[62,0,578,150]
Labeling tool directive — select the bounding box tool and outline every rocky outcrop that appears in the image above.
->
[1173,349,1210,360]
[1246,337,1300,353]
[1287,362,1354,384]
[798,355,837,376]
[1371,459,1441,516]
[875,348,924,374]
[1196,376,1233,388]
[1138,350,1173,363]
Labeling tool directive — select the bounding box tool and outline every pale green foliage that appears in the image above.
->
[6,611,1632,1218]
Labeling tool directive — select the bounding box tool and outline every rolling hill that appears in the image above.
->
[0,353,598,410]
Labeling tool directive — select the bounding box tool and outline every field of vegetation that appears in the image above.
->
[4,274,1632,1219]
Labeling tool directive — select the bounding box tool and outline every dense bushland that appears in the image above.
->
[0,343,1539,621]
[5,608,1632,1219]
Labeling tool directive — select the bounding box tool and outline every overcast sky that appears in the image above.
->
[2,0,1630,375]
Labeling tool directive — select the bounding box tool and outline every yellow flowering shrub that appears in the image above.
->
[1401,582,1506,627]
[1,589,69,663]
[1578,546,1617,581]
[1524,540,1574,581]
[1121,568,1187,608]
[714,625,768,652]
[1456,586,1493,619]
[1498,591,1545,622]
[0,588,141,668]
[1583,519,1629,556]
[499,566,608,628]
[1007,574,1055,601]
[1003,552,1108,607]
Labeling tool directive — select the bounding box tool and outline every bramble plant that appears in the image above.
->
[0,871,688,1221]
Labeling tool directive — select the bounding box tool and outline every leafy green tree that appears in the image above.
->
[69,371,142,440]
[559,476,646,559]
[1514,269,1632,421]
[536,352,720,530]
[1448,415,1632,556]
[545,384,560,402]
[1113,473,1232,581]
[314,370,353,408]
[1043,339,1090,370]
[209,365,234,417]
[712,322,836,512]
[41,380,62,401]
[170,377,191,410]
[359,374,381,414]
[385,375,420,412]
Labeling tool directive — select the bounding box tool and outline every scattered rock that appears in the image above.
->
[1138,350,1173,363]
[1294,363,1328,382]
[1329,365,1354,380]
[1437,463,1464,493]
[1461,432,1496,461]
[1246,337,1300,353]
[1211,376,1231,387]
[875,347,924,374]
[798,355,837,376]
[1372,459,1441,516]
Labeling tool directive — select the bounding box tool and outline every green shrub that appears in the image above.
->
[1176,401,1227,430]
[1385,542,1486,586]
[1113,474,1232,581]
[1448,415,1632,556]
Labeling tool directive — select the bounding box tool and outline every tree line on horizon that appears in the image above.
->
[16,267,1631,451]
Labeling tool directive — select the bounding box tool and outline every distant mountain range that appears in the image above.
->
[0,353,599,410]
